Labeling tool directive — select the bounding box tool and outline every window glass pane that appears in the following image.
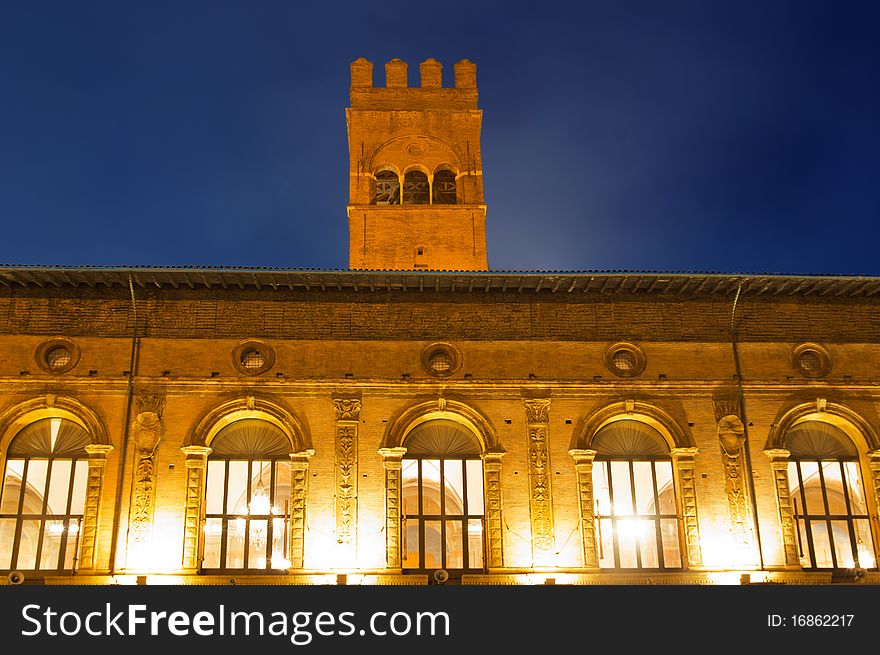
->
[421,461,442,515]
[466,460,484,515]
[205,461,226,514]
[17,519,41,569]
[593,462,611,516]
[797,518,811,567]
[660,518,681,568]
[40,520,64,570]
[225,518,246,568]
[632,462,655,515]
[443,461,464,515]
[226,461,249,515]
[844,462,868,515]
[610,462,633,516]
[63,519,81,569]
[597,518,613,568]
[822,462,848,514]
[248,520,268,568]
[402,460,419,516]
[616,519,639,567]
[273,462,291,516]
[0,518,16,568]
[203,518,222,568]
[271,518,288,569]
[854,519,875,568]
[467,520,483,569]
[424,520,442,569]
[69,461,88,515]
[249,461,271,515]
[830,520,854,568]
[23,460,48,513]
[445,520,463,568]
[1,460,24,512]
[638,520,659,568]
[403,519,420,569]
[810,522,834,568]
[800,462,824,515]
[47,460,72,515]
[788,462,799,495]
[654,461,675,514]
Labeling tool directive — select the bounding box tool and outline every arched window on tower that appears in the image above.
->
[202,419,293,572]
[403,170,429,204]
[787,421,875,569]
[0,418,90,573]
[432,170,457,204]
[592,420,683,570]
[375,169,400,205]
[401,419,485,573]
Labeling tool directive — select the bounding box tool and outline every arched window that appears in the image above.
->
[0,418,90,573]
[375,170,400,205]
[592,420,683,570]
[401,419,484,572]
[202,419,293,571]
[403,170,429,204]
[787,421,875,569]
[432,170,457,204]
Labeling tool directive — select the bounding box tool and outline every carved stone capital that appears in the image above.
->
[379,446,408,468]
[522,398,551,424]
[764,448,792,468]
[569,448,598,466]
[333,397,362,422]
[84,444,114,465]
[669,446,699,462]
[290,449,315,470]
[181,445,212,468]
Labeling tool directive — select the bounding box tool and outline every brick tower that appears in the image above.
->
[346,58,488,271]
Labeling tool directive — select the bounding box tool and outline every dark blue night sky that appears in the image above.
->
[1,1,878,274]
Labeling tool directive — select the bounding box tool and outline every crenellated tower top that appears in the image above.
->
[346,58,487,271]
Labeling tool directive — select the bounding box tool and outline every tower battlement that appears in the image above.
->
[346,57,487,271]
[349,58,478,110]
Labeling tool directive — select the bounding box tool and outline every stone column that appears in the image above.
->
[180,446,211,573]
[568,448,599,569]
[669,447,702,568]
[523,398,555,566]
[78,444,113,573]
[332,397,361,565]
[288,450,315,569]
[482,451,505,569]
[764,448,801,568]
[378,447,407,569]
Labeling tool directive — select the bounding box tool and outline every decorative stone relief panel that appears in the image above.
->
[523,398,554,564]
[333,397,361,559]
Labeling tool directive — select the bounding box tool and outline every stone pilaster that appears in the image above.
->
[569,448,599,569]
[523,398,554,566]
[379,447,407,569]
[78,444,113,573]
[333,397,361,564]
[126,396,164,569]
[289,450,315,569]
[669,447,702,568]
[180,445,211,573]
[482,451,505,569]
[765,448,802,568]
[717,415,752,547]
